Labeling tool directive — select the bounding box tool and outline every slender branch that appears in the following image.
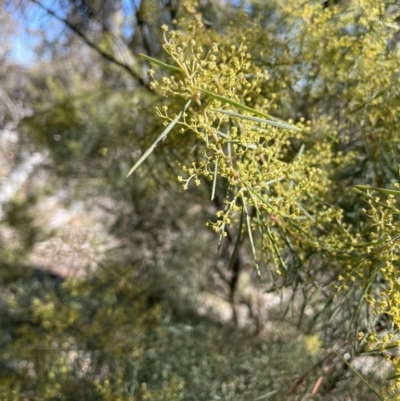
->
[285,352,335,399]
[27,0,150,88]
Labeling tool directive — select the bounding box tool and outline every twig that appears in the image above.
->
[27,0,150,88]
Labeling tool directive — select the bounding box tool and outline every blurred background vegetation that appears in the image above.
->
[1,0,399,399]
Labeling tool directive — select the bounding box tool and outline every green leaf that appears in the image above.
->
[198,88,301,131]
[127,100,191,177]
[228,205,244,271]
[138,53,181,72]
[353,187,400,216]
[253,390,278,400]
[346,260,381,340]
[355,185,400,197]
[265,225,287,276]
[242,196,263,284]
[211,157,219,201]
[387,373,400,381]
[246,185,288,277]
[362,342,399,355]
[334,352,382,399]
[211,108,302,132]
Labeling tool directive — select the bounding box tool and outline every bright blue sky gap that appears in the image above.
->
[8,0,243,66]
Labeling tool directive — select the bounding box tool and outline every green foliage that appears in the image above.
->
[0,263,169,401]
[1,262,382,401]
[4,0,400,399]
[126,1,400,398]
